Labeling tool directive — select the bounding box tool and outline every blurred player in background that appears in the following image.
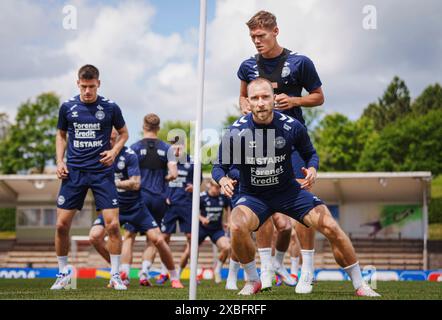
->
[88,129,183,289]
[130,114,179,285]
[159,139,203,280]
[52,65,128,290]
[179,180,231,284]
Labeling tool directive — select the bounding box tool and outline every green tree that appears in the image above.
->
[411,83,442,115]
[0,93,59,174]
[313,113,375,171]
[358,109,442,174]
[362,76,411,130]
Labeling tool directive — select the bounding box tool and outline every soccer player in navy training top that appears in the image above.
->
[212,78,380,297]
[52,65,129,290]
[159,141,195,279]
[174,179,231,284]
[236,10,323,292]
[130,113,178,285]
[88,129,184,289]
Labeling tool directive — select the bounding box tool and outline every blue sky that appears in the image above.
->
[0,0,441,146]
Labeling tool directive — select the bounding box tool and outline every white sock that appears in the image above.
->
[300,249,315,273]
[57,256,68,273]
[177,267,182,276]
[160,263,168,276]
[274,249,286,266]
[214,259,223,272]
[228,259,240,278]
[258,247,272,270]
[344,261,364,290]
[291,257,300,276]
[142,260,152,274]
[243,260,260,282]
[110,255,120,275]
[169,268,179,281]
[120,263,130,276]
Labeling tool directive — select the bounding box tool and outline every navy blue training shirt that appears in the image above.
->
[237,51,322,124]
[212,111,319,196]
[167,155,194,206]
[130,138,174,196]
[57,95,126,172]
[113,146,141,208]
[200,191,229,230]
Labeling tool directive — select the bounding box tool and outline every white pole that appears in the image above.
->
[189,0,207,300]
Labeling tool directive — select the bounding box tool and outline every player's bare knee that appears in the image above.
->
[89,233,101,245]
[105,221,120,236]
[56,221,70,235]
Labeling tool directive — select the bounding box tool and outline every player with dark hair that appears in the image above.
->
[52,64,129,290]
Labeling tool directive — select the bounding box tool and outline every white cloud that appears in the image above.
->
[0,0,441,146]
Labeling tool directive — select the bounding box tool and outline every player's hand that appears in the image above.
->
[164,174,176,182]
[300,167,317,190]
[219,177,237,198]
[99,149,117,167]
[56,161,69,180]
[185,184,193,193]
[275,94,299,110]
[200,217,210,225]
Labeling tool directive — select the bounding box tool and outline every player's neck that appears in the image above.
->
[143,132,157,139]
[79,95,98,104]
[252,111,274,126]
[261,44,284,59]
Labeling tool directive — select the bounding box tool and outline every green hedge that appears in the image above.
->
[0,208,15,231]
[429,198,442,224]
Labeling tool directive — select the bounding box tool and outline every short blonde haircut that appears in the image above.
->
[246,10,277,30]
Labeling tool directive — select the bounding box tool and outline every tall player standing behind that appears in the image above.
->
[130,114,180,284]
[237,10,323,293]
[52,65,128,290]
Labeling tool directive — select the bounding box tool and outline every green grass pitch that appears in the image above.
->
[0,279,441,300]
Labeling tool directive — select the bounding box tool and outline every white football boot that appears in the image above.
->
[295,270,314,294]
[355,282,381,297]
[108,273,128,290]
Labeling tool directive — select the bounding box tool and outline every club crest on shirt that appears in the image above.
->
[71,111,78,118]
[281,65,291,78]
[117,161,125,170]
[95,110,105,120]
[275,136,286,149]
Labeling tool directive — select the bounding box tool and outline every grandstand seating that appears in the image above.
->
[0,237,424,270]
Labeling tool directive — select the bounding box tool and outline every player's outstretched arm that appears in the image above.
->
[55,129,69,179]
[165,161,178,181]
[116,175,141,191]
[239,80,251,115]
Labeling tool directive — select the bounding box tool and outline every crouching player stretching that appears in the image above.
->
[212,78,380,297]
